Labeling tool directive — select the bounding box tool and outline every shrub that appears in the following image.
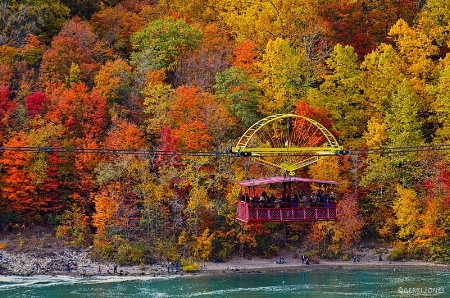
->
[388,246,407,261]
[181,258,199,272]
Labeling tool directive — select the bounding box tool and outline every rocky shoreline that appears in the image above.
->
[2,245,450,279]
[0,249,172,277]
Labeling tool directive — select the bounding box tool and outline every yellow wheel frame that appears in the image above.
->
[231,114,343,175]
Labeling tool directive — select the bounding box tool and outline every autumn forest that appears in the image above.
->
[1,0,450,265]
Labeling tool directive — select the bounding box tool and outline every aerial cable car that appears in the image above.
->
[230,114,347,223]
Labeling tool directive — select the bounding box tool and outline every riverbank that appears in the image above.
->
[1,245,449,278]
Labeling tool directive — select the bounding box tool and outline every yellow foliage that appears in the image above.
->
[178,229,188,247]
[364,116,388,148]
[92,185,121,234]
[191,228,214,260]
[393,185,421,239]
[257,37,303,115]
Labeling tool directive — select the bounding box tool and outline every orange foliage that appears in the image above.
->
[45,82,108,139]
[0,133,40,220]
[232,39,259,73]
[415,199,447,246]
[39,17,112,85]
[169,86,215,150]
[91,5,145,57]
[105,118,146,149]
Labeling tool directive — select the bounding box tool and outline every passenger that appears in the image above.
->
[270,194,276,208]
[300,191,306,207]
[292,194,299,208]
[262,191,268,199]
[328,191,336,206]
[259,194,266,207]
[267,193,274,207]
[317,190,325,205]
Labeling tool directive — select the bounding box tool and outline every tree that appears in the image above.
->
[0,86,17,144]
[169,86,233,150]
[94,58,134,109]
[388,18,438,124]
[307,44,366,147]
[0,132,39,221]
[334,193,364,250]
[257,37,304,115]
[214,66,262,129]
[393,185,421,239]
[360,43,404,116]
[385,79,423,147]
[91,5,144,57]
[0,1,70,47]
[25,92,46,119]
[176,23,234,90]
[45,82,109,140]
[416,0,450,51]
[216,0,325,51]
[431,61,450,143]
[142,70,175,139]
[39,17,112,86]
[130,17,204,80]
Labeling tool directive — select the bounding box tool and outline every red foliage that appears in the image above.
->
[156,125,181,168]
[318,0,417,57]
[295,100,333,129]
[0,85,17,144]
[37,153,65,214]
[25,92,47,118]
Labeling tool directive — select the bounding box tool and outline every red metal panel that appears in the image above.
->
[236,201,337,223]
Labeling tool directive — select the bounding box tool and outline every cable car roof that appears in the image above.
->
[236,176,339,187]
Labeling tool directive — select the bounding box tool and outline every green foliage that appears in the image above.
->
[0,1,70,46]
[116,241,148,265]
[388,245,407,261]
[308,44,366,146]
[429,245,450,263]
[130,17,204,73]
[215,66,262,128]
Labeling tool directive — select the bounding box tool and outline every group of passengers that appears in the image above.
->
[238,189,336,208]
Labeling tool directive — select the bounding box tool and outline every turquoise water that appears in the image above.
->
[1,268,449,297]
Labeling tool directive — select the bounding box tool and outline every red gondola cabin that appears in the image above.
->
[236,176,338,223]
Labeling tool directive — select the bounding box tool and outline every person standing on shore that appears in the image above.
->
[66,263,71,273]
[113,264,117,274]
[98,265,101,274]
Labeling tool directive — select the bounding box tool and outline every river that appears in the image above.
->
[1,267,449,297]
